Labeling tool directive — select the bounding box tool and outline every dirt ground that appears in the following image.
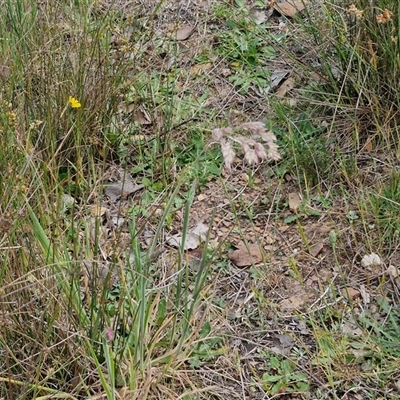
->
[85,0,400,398]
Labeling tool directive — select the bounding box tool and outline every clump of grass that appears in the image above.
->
[0,1,217,399]
[370,172,400,246]
[292,1,400,146]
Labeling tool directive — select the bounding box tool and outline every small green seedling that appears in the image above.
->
[262,355,309,395]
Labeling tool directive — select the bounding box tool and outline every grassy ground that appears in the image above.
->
[1,0,400,399]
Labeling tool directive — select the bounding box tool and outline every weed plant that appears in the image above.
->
[0,0,216,398]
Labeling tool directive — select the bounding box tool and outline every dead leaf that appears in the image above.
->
[278,333,295,347]
[284,172,292,182]
[249,8,268,24]
[280,292,309,311]
[197,193,206,201]
[270,71,289,87]
[361,253,382,268]
[228,242,264,267]
[341,321,363,336]
[387,265,399,278]
[176,25,194,41]
[268,345,291,356]
[263,70,288,94]
[363,137,373,152]
[341,287,360,301]
[118,101,135,113]
[268,334,295,356]
[0,216,12,234]
[185,248,203,271]
[130,135,146,141]
[359,284,370,304]
[274,1,307,17]
[134,108,151,125]
[0,64,11,79]
[61,193,76,206]
[278,224,289,232]
[104,170,144,202]
[288,192,302,212]
[309,242,324,257]
[276,76,296,97]
[349,348,370,358]
[167,221,209,250]
[90,205,108,217]
[190,63,212,76]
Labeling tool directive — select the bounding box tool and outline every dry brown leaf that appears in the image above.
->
[134,108,151,125]
[284,172,293,182]
[278,224,290,232]
[176,25,194,41]
[309,242,324,257]
[228,242,264,267]
[276,76,296,97]
[249,8,268,25]
[130,135,146,141]
[167,222,209,250]
[280,292,309,311]
[387,265,400,278]
[0,216,12,234]
[274,1,307,17]
[185,248,203,271]
[90,205,108,217]
[190,62,212,76]
[341,287,360,301]
[0,64,11,79]
[119,101,135,113]
[197,193,206,201]
[363,137,373,152]
[270,71,289,88]
[104,170,144,202]
[288,192,302,212]
[359,284,370,304]
[341,321,363,336]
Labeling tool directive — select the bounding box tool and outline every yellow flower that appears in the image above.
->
[68,96,81,108]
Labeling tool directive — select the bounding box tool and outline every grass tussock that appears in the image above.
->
[0,1,213,398]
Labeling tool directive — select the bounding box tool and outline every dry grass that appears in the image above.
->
[1,0,400,399]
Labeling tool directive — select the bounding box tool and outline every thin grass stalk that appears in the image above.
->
[27,203,90,324]
[28,202,114,396]
[174,180,197,348]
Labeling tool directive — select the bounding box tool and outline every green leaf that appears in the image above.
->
[262,373,281,383]
[141,177,151,187]
[295,381,309,392]
[271,382,284,394]
[269,356,281,368]
[200,321,211,337]
[284,215,298,224]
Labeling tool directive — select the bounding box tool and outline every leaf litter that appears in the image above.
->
[53,0,400,397]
